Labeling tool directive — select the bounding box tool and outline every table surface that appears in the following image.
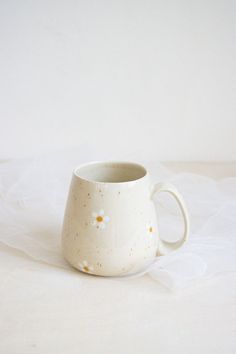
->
[1,162,236,354]
[164,161,236,178]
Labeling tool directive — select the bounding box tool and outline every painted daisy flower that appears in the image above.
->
[146,223,155,235]
[92,209,110,229]
[78,260,94,273]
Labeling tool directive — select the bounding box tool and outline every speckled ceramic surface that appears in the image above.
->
[61,161,189,276]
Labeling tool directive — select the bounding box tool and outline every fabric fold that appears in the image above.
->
[0,150,236,289]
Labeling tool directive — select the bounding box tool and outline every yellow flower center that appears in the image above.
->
[83,266,89,272]
[149,227,153,233]
[96,215,103,222]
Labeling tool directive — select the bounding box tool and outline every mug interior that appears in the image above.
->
[75,162,147,183]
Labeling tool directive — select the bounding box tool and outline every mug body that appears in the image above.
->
[61,162,159,276]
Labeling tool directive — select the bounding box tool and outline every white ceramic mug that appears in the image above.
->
[62,161,189,276]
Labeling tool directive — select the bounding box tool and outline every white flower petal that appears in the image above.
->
[92,212,98,218]
[99,209,104,215]
[83,260,88,266]
[104,216,110,222]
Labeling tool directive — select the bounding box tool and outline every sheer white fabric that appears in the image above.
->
[0,150,235,290]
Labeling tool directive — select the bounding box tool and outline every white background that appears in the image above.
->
[0,0,235,160]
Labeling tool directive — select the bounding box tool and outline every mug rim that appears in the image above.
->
[73,160,148,184]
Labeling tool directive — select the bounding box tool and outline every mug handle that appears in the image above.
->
[151,182,190,256]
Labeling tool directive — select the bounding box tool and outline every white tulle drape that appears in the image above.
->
[0,150,235,290]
